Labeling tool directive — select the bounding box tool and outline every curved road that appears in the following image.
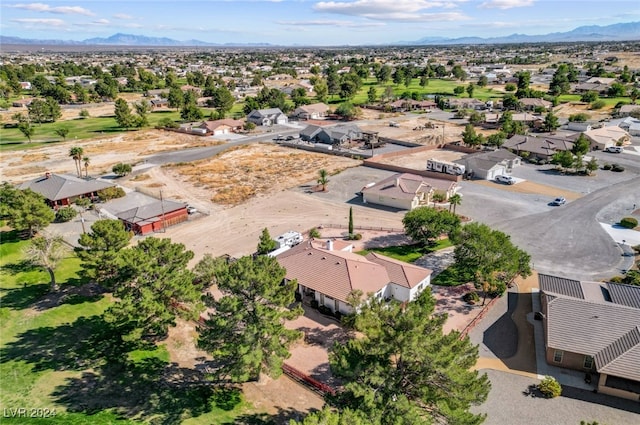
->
[497,175,640,281]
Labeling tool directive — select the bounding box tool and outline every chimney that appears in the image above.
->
[326,239,333,251]
[395,177,400,187]
[45,172,51,179]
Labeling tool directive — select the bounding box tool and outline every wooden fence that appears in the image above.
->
[458,295,500,339]
[282,363,336,396]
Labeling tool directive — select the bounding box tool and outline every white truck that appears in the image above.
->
[274,231,304,249]
[426,159,466,176]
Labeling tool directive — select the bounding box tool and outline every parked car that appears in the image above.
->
[285,135,295,141]
[605,146,623,153]
[495,174,516,185]
[186,205,198,214]
[550,197,566,206]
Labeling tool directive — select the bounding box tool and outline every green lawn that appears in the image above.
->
[0,229,265,424]
[357,238,453,263]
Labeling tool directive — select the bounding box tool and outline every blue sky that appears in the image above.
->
[2,1,639,45]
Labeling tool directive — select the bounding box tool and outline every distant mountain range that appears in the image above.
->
[0,32,271,47]
[401,22,640,45]
[2,22,640,47]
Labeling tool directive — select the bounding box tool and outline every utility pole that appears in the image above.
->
[160,190,166,233]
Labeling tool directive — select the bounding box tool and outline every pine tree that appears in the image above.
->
[197,254,303,382]
[330,293,490,425]
[77,219,132,286]
[256,228,277,255]
[114,98,135,129]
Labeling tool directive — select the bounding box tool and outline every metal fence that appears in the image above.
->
[320,223,404,233]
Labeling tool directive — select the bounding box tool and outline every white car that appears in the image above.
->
[495,175,516,185]
[605,146,623,153]
[186,205,198,214]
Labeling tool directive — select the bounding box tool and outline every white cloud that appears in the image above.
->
[313,0,470,21]
[113,13,133,20]
[10,17,66,27]
[7,3,95,16]
[75,18,110,27]
[479,0,534,10]
[278,19,385,28]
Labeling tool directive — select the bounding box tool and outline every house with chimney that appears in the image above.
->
[19,173,115,209]
[276,239,432,315]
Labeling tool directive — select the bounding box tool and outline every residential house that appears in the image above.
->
[12,98,33,108]
[519,98,552,111]
[19,82,32,90]
[150,98,170,109]
[454,149,521,180]
[447,98,487,110]
[276,239,432,315]
[539,274,640,401]
[300,123,362,145]
[19,173,115,209]
[388,99,438,112]
[579,126,630,150]
[116,200,188,235]
[361,173,457,210]
[291,103,329,120]
[246,108,288,126]
[503,134,575,160]
[195,119,244,135]
[618,104,640,117]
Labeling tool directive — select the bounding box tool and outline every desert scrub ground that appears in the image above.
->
[167,143,361,206]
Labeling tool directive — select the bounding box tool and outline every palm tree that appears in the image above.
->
[24,233,67,292]
[317,169,329,192]
[449,193,462,215]
[69,146,84,178]
[83,156,90,178]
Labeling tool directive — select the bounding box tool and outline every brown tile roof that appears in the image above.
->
[362,173,439,201]
[365,252,432,289]
[276,241,431,303]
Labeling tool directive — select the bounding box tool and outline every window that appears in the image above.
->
[553,350,563,363]
[584,355,594,369]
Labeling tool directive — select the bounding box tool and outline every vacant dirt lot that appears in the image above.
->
[377,147,467,169]
[161,144,360,206]
[0,129,222,183]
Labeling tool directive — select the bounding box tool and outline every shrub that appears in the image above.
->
[463,291,480,305]
[538,375,562,398]
[333,311,342,321]
[55,206,77,222]
[112,163,133,176]
[611,163,625,172]
[97,186,126,202]
[590,100,606,110]
[310,299,319,309]
[318,305,332,315]
[309,227,321,238]
[602,163,612,170]
[294,292,302,302]
[620,217,638,229]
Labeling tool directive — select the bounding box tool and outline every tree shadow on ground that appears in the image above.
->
[0,315,139,372]
[1,259,39,275]
[30,282,106,312]
[0,282,50,310]
[52,359,215,424]
[226,406,317,425]
[299,326,351,348]
[308,361,343,389]
[361,235,415,250]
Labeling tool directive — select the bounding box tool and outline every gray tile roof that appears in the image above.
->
[539,273,584,299]
[19,173,114,202]
[595,326,640,382]
[607,282,640,309]
[544,295,640,357]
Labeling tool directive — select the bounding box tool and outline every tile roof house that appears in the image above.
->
[618,104,640,117]
[291,103,329,120]
[579,126,630,150]
[116,199,188,235]
[454,149,521,180]
[361,173,457,211]
[539,274,640,401]
[246,108,288,126]
[519,98,552,111]
[299,123,362,145]
[195,119,244,135]
[276,239,432,315]
[19,173,115,209]
[503,134,576,160]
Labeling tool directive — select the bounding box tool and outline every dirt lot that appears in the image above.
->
[0,129,223,183]
[377,147,467,169]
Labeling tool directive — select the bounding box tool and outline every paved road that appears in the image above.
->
[496,175,640,280]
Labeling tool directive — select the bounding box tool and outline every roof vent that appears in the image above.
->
[322,256,326,260]
[336,261,341,265]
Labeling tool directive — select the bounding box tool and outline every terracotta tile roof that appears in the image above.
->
[365,252,432,289]
[277,241,431,304]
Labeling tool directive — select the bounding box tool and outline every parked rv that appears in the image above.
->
[426,159,466,176]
